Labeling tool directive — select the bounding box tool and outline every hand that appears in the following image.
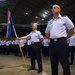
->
[16,37,20,40]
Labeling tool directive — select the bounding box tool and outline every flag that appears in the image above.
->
[6,11,14,37]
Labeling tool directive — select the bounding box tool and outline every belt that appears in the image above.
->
[31,42,40,44]
[50,37,66,42]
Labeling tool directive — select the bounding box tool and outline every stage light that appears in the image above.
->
[42,19,44,21]
[35,16,38,19]
[43,14,47,18]
[44,11,48,14]
[25,13,28,15]
[41,13,47,18]
[24,12,28,15]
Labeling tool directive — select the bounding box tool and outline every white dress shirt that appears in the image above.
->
[45,14,74,39]
[28,30,43,42]
[42,39,50,47]
[27,40,31,45]
[20,39,27,47]
[6,41,11,46]
[68,34,75,46]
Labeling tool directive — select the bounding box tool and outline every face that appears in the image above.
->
[52,4,61,15]
[32,24,37,30]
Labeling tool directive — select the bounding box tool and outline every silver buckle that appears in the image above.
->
[32,42,34,44]
[54,39,57,41]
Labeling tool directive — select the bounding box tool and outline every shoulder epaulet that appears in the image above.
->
[47,17,53,22]
[62,15,67,17]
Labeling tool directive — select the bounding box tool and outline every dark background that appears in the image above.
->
[0,0,75,37]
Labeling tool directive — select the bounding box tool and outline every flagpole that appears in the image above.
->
[6,23,8,37]
[13,26,27,70]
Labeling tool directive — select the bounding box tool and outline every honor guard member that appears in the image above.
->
[42,38,50,58]
[8,39,11,54]
[17,23,43,73]
[1,39,6,54]
[45,4,75,75]
[11,39,15,54]
[6,39,11,55]
[0,39,2,54]
[27,39,31,58]
[68,34,75,65]
[67,38,70,57]
[19,39,27,57]
[14,39,19,56]
[9,39,12,54]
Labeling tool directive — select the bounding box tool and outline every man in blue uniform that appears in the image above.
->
[5,39,11,55]
[27,39,31,58]
[0,39,2,54]
[1,39,6,54]
[17,23,43,73]
[68,34,75,65]
[42,38,50,57]
[14,39,19,56]
[19,39,27,57]
[45,4,75,75]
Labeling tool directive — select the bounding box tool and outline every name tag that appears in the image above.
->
[54,39,57,41]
